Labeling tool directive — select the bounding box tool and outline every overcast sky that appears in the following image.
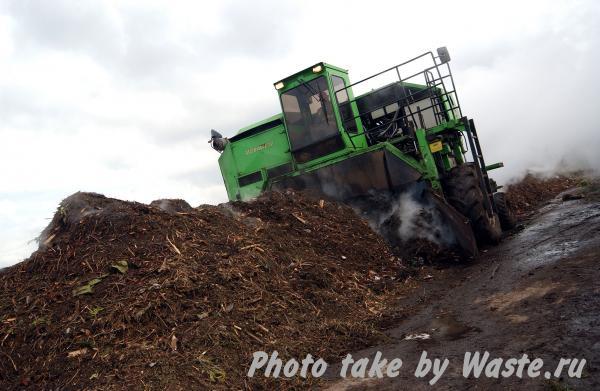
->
[1,0,599,267]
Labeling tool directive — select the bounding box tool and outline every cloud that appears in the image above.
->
[206,1,297,58]
[457,6,600,182]
[5,0,124,57]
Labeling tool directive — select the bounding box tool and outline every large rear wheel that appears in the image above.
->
[443,164,502,245]
[493,192,517,230]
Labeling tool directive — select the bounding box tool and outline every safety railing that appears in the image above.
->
[334,50,462,146]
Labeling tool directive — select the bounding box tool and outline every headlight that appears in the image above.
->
[312,64,323,73]
[274,81,285,90]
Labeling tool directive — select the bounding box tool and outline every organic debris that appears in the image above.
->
[0,191,407,390]
[0,175,582,389]
[504,174,579,217]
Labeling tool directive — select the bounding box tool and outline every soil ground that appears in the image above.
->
[0,174,597,390]
[325,181,600,390]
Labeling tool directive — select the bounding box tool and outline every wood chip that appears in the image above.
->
[43,233,56,246]
[257,324,270,333]
[67,348,88,358]
[239,244,265,252]
[291,213,308,224]
[170,335,178,351]
[246,331,264,344]
[166,235,181,255]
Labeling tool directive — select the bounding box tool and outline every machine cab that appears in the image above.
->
[273,63,366,165]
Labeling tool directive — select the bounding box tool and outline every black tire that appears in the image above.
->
[493,192,517,230]
[443,164,502,245]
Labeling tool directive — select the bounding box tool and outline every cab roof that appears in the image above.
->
[231,63,348,140]
[275,62,348,86]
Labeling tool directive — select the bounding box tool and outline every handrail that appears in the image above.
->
[331,50,462,144]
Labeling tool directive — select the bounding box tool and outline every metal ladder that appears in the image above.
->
[463,118,496,216]
[424,70,447,126]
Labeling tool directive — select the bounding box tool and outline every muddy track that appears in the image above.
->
[325,192,600,390]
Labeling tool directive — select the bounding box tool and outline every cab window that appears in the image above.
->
[281,76,338,152]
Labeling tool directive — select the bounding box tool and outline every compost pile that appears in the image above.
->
[505,174,579,217]
[0,191,406,390]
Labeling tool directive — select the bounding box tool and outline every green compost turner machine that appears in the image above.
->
[210,47,516,257]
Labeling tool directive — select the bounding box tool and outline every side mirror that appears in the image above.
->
[209,129,228,152]
[437,47,451,64]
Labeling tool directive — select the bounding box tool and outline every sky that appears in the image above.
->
[1,0,599,267]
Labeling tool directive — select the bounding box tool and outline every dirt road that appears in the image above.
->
[325,191,600,390]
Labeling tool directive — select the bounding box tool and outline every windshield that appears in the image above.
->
[281,76,339,151]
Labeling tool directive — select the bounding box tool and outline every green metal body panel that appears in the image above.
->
[485,162,504,171]
[216,59,481,202]
[235,114,282,135]
[218,117,292,200]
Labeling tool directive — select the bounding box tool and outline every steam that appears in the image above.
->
[348,185,456,252]
[37,192,106,249]
[336,183,457,253]
[381,191,455,246]
[271,165,458,250]
[149,199,192,214]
